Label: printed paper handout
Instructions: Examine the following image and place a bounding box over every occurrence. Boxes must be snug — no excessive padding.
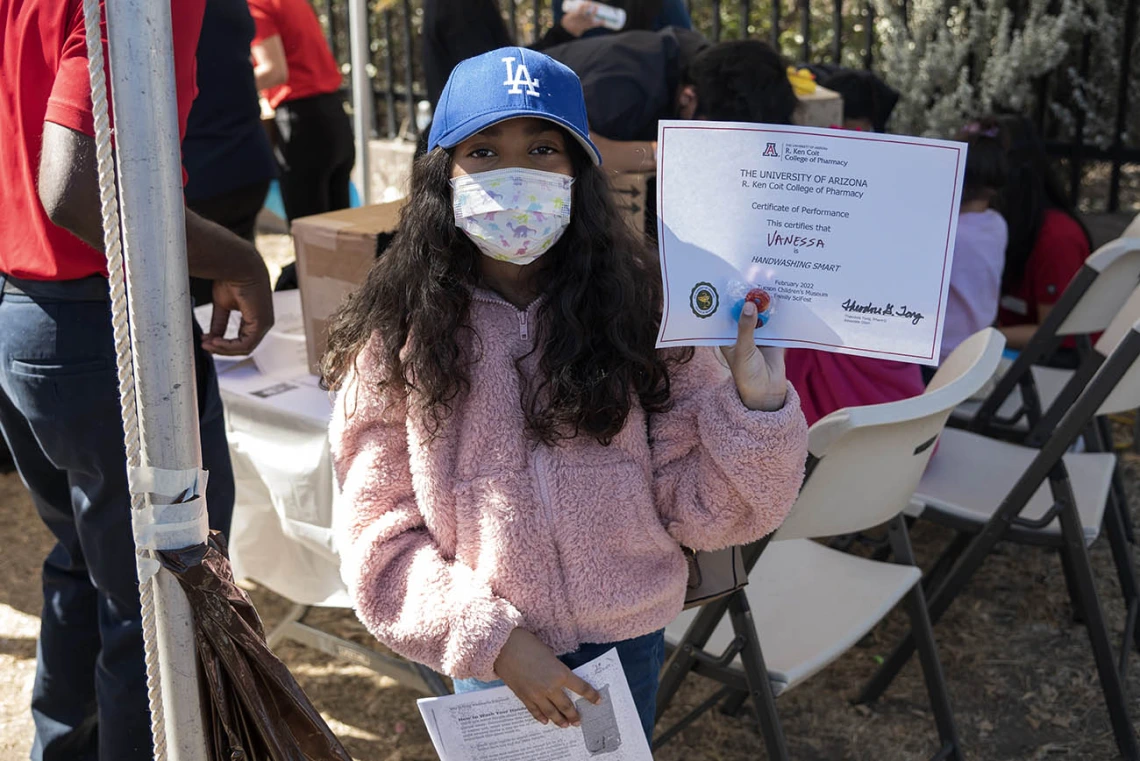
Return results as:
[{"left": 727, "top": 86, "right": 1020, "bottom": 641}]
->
[
  {"left": 655, "top": 121, "right": 968, "bottom": 365},
  {"left": 417, "top": 649, "right": 652, "bottom": 761},
  {"left": 193, "top": 291, "right": 332, "bottom": 423}
]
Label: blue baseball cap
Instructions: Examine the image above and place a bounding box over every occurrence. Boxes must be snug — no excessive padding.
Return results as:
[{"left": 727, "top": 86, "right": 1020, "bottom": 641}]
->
[{"left": 428, "top": 47, "right": 602, "bottom": 166}]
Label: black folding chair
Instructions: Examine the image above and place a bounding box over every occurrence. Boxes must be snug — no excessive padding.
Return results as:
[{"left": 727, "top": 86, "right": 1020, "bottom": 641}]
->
[
  {"left": 861, "top": 295, "right": 1140, "bottom": 760},
  {"left": 654, "top": 330, "right": 1005, "bottom": 761},
  {"left": 952, "top": 236, "right": 1140, "bottom": 444}
]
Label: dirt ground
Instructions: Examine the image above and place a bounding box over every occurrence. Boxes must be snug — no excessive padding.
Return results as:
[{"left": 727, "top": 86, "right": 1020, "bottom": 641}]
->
[
  {"left": 5, "top": 430, "right": 1140, "bottom": 761},
  {"left": 3, "top": 230, "right": 1140, "bottom": 760}
]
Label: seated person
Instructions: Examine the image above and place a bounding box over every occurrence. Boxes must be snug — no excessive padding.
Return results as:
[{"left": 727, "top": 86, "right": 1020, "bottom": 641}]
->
[
  {"left": 807, "top": 64, "right": 899, "bottom": 132},
  {"left": 556, "top": 34, "right": 928, "bottom": 425},
  {"left": 994, "top": 114, "right": 1093, "bottom": 366},
  {"left": 422, "top": 0, "right": 605, "bottom": 107},
  {"left": 552, "top": 0, "right": 693, "bottom": 36},
  {"left": 423, "top": 1, "right": 685, "bottom": 110},
  {"left": 939, "top": 120, "right": 1009, "bottom": 365},
  {"left": 545, "top": 31, "right": 795, "bottom": 171},
  {"left": 785, "top": 351, "right": 928, "bottom": 426}
]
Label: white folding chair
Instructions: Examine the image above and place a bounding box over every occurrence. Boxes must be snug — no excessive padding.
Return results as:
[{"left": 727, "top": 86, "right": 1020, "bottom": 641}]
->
[
  {"left": 954, "top": 236, "right": 1140, "bottom": 438},
  {"left": 864, "top": 289, "right": 1140, "bottom": 760},
  {"left": 655, "top": 329, "right": 1005, "bottom": 761},
  {"left": 1125, "top": 211, "right": 1140, "bottom": 239}
]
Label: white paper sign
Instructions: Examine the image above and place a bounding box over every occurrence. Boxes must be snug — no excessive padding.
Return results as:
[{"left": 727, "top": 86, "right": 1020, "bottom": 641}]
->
[
  {"left": 417, "top": 649, "right": 652, "bottom": 761},
  {"left": 655, "top": 121, "right": 967, "bottom": 365}
]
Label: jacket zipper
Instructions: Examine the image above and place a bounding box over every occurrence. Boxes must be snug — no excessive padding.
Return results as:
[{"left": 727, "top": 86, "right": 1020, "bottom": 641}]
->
[
  {"left": 532, "top": 447, "right": 577, "bottom": 640},
  {"left": 517, "top": 310, "right": 528, "bottom": 340}
]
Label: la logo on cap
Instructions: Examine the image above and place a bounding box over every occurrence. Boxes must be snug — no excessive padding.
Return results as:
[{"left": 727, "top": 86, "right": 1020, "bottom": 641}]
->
[{"left": 502, "top": 56, "right": 540, "bottom": 96}]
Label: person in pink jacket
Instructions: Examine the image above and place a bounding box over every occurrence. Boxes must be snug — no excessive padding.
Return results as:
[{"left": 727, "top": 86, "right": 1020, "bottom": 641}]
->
[{"left": 323, "top": 47, "right": 808, "bottom": 742}]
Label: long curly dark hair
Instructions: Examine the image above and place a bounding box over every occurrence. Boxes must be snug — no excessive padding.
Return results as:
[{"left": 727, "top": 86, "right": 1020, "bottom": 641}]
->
[
  {"left": 322, "top": 135, "right": 688, "bottom": 445},
  {"left": 989, "top": 113, "right": 1092, "bottom": 293}
]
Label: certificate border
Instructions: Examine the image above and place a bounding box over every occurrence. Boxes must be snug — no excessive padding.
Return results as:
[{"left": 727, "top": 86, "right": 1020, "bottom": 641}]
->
[{"left": 656, "top": 124, "right": 964, "bottom": 362}]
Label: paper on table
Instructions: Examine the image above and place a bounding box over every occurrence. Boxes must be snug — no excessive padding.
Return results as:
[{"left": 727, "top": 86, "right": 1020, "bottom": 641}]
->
[
  {"left": 195, "top": 291, "right": 333, "bottom": 423},
  {"left": 417, "top": 649, "right": 652, "bottom": 761},
  {"left": 655, "top": 121, "right": 967, "bottom": 365},
  {"left": 193, "top": 289, "right": 306, "bottom": 371}
]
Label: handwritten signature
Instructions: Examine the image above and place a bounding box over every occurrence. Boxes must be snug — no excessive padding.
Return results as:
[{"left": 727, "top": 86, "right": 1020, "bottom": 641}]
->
[{"left": 841, "top": 298, "right": 925, "bottom": 325}]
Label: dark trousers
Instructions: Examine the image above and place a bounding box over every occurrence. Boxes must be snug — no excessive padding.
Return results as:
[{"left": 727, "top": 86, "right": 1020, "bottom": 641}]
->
[
  {"left": 186, "top": 179, "right": 271, "bottom": 306},
  {"left": 274, "top": 92, "right": 355, "bottom": 291},
  {"left": 0, "top": 274, "right": 234, "bottom": 761}
]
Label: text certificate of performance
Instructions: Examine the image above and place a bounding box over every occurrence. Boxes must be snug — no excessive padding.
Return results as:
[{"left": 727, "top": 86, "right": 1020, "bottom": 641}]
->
[{"left": 655, "top": 121, "right": 967, "bottom": 365}]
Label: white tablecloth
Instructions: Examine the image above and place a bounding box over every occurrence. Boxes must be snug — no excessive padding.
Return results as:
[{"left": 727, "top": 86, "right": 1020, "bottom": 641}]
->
[{"left": 197, "top": 290, "right": 349, "bottom": 607}]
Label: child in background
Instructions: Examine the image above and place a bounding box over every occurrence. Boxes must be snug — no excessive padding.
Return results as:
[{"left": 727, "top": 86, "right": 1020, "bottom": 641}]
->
[
  {"left": 324, "top": 48, "right": 807, "bottom": 741},
  {"left": 939, "top": 120, "right": 1009, "bottom": 365},
  {"left": 994, "top": 114, "right": 1093, "bottom": 365},
  {"left": 807, "top": 64, "right": 900, "bottom": 133},
  {"left": 783, "top": 73, "right": 923, "bottom": 424}
]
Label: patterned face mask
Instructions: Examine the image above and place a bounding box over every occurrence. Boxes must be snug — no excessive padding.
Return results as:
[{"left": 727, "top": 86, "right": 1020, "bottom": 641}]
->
[{"left": 450, "top": 167, "right": 574, "bottom": 265}]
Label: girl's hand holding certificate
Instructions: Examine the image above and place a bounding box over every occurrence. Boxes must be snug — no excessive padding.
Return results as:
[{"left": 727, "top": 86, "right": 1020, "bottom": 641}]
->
[{"left": 722, "top": 300, "right": 788, "bottom": 412}]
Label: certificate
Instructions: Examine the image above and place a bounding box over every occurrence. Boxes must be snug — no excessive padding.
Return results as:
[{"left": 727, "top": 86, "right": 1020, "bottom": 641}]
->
[{"left": 654, "top": 122, "right": 967, "bottom": 365}]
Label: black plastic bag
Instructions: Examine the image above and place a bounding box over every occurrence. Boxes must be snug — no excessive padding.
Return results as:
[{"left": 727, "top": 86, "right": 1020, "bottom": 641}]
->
[{"left": 159, "top": 532, "right": 352, "bottom": 761}]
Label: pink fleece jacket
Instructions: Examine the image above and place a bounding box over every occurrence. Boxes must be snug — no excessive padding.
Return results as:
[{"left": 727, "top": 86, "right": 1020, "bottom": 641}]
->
[{"left": 331, "top": 288, "right": 808, "bottom": 681}]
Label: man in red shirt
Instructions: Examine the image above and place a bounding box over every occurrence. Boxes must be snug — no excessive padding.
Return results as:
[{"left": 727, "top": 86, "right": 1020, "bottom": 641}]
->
[
  {"left": 248, "top": 0, "right": 354, "bottom": 289},
  {"left": 0, "top": 1, "right": 273, "bottom": 758}
]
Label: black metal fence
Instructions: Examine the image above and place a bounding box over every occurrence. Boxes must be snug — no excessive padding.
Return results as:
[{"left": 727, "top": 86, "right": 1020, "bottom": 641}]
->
[{"left": 320, "top": 0, "right": 1139, "bottom": 211}]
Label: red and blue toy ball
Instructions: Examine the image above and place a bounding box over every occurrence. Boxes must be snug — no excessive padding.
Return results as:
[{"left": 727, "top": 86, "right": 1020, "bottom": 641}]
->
[{"left": 731, "top": 287, "right": 773, "bottom": 326}]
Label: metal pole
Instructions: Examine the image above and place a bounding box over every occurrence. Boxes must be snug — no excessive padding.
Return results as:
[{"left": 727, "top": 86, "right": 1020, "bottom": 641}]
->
[
  {"left": 832, "top": 0, "right": 842, "bottom": 63},
  {"left": 800, "top": 0, "right": 811, "bottom": 61},
  {"left": 324, "top": 0, "right": 339, "bottom": 62},
  {"left": 349, "top": 0, "right": 373, "bottom": 205},
  {"left": 384, "top": 10, "right": 398, "bottom": 138},
  {"left": 770, "top": 0, "right": 780, "bottom": 50},
  {"left": 402, "top": 0, "right": 417, "bottom": 138},
  {"left": 1109, "top": 0, "right": 1139, "bottom": 212},
  {"left": 862, "top": 0, "right": 873, "bottom": 69},
  {"left": 103, "top": 0, "right": 207, "bottom": 758}
]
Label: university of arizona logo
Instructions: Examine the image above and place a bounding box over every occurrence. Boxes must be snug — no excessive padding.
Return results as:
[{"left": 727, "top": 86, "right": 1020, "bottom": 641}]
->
[
  {"left": 502, "top": 57, "right": 540, "bottom": 96},
  {"left": 689, "top": 282, "right": 719, "bottom": 319},
  {"left": 762, "top": 142, "right": 779, "bottom": 158}
]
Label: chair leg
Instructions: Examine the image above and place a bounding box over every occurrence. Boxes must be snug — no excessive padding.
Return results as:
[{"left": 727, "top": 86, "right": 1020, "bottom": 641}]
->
[
  {"left": 1095, "top": 416, "right": 1135, "bottom": 544},
  {"left": 888, "top": 518, "right": 964, "bottom": 761},
  {"left": 1059, "top": 547, "right": 1087, "bottom": 625},
  {"left": 922, "top": 531, "right": 973, "bottom": 597},
  {"left": 655, "top": 595, "right": 733, "bottom": 724},
  {"left": 265, "top": 602, "right": 308, "bottom": 648},
  {"left": 1059, "top": 503, "right": 1140, "bottom": 760},
  {"left": 727, "top": 591, "right": 790, "bottom": 761},
  {"left": 418, "top": 665, "right": 451, "bottom": 697},
  {"left": 718, "top": 689, "right": 749, "bottom": 717},
  {"left": 858, "top": 516, "right": 1007, "bottom": 704},
  {"left": 1103, "top": 494, "right": 1140, "bottom": 664}
]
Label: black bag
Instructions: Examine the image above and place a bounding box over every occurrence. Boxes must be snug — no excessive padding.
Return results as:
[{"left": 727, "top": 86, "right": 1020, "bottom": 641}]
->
[{"left": 683, "top": 546, "right": 748, "bottom": 609}]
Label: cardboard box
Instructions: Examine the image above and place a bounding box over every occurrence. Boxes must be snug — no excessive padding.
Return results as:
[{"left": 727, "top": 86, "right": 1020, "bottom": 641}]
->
[
  {"left": 292, "top": 201, "right": 404, "bottom": 373},
  {"left": 793, "top": 85, "right": 844, "bottom": 128}
]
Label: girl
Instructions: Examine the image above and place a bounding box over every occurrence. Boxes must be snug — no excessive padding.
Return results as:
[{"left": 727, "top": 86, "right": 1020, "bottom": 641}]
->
[
  {"left": 993, "top": 114, "right": 1093, "bottom": 365},
  {"left": 939, "top": 120, "right": 1009, "bottom": 364},
  {"left": 324, "top": 48, "right": 807, "bottom": 741}
]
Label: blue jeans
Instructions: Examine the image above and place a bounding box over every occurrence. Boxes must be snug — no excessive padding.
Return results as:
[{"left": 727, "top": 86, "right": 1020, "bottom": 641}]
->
[
  {"left": 0, "top": 274, "right": 234, "bottom": 761},
  {"left": 453, "top": 629, "right": 666, "bottom": 743}
]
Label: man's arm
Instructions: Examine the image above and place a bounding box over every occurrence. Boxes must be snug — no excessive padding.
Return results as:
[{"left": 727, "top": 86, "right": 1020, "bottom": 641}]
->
[
  {"left": 588, "top": 133, "right": 657, "bottom": 174},
  {"left": 38, "top": 121, "right": 274, "bottom": 355},
  {"left": 251, "top": 35, "right": 289, "bottom": 91}
]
